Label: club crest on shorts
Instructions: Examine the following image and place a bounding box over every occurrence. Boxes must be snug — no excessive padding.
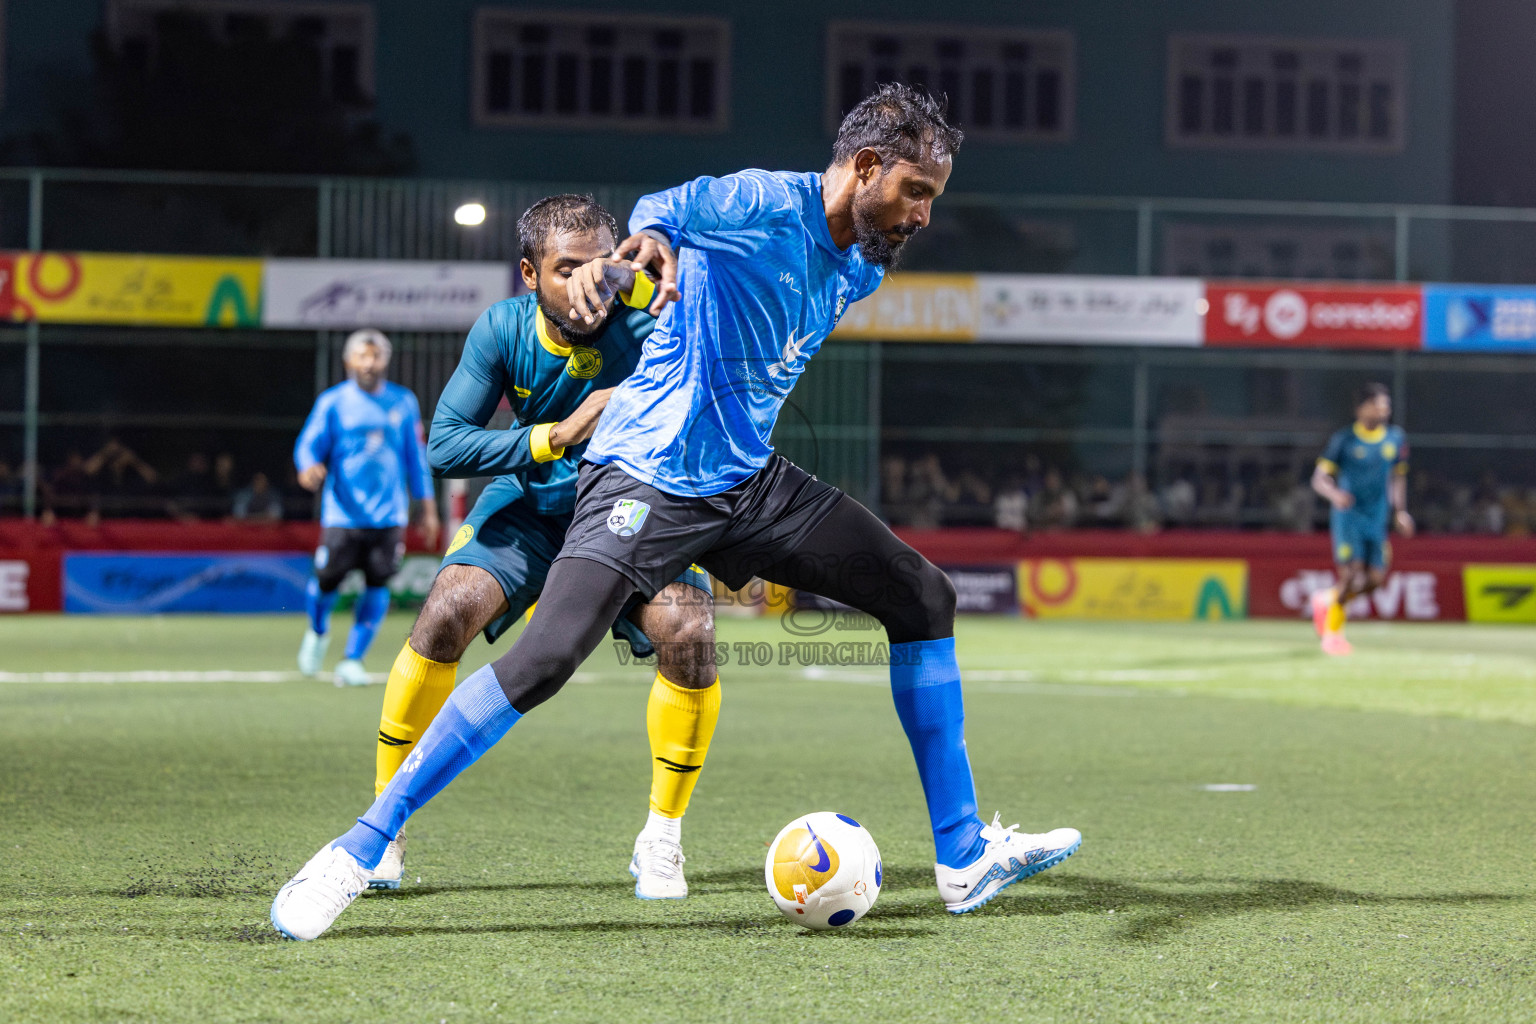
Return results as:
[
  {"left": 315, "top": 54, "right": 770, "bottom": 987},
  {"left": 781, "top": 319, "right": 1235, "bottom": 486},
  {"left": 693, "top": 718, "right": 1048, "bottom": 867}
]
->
[{"left": 607, "top": 499, "right": 650, "bottom": 538}]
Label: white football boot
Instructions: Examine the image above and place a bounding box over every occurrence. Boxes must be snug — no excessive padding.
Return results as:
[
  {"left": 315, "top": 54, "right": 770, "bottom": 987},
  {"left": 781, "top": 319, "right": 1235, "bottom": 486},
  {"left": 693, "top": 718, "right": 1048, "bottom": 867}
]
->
[
  {"left": 297, "top": 629, "right": 330, "bottom": 677},
  {"left": 629, "top": 835, "right": 688, "bottom": 900},
  {"left": 366, "top": 831, "right": 406, "bottom": 891},
  {"left": 936, "top": 813, "right": 1082, "bottom": 915},
  {"left": 333, "top": 658, "right": 371, "bottom": 687},
  {"left": 270, "top": 844, "right": 371, "bottom": 940}
]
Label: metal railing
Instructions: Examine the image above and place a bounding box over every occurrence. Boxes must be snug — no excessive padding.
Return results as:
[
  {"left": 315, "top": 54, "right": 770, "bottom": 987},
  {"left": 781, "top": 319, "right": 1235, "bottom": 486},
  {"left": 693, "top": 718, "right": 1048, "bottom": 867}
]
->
[{"left": 8, "top": 166, "right": 1536, "bottom": 523}]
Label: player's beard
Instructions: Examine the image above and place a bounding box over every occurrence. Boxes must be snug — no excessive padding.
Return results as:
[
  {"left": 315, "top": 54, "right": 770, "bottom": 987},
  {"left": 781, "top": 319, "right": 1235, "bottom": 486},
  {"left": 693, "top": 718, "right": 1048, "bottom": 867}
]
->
[
  {"left": 536, "top": 291, "right": 614, "bottom": 346},
  {"left": 851, "top": 190, "right": 920, "bottom": 268}
]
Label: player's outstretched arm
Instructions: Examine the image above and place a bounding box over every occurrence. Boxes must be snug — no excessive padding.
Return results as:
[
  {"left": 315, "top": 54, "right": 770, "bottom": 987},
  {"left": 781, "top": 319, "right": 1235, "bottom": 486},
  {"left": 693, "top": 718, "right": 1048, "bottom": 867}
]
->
[
  {"left": 1311, "top": 463, "right": 1353, "bottom": 510},
  {"left": 1391, "top": 474, "right": 1414, "bottom": 537},
  {"left": 293, "top": 394, "right": 333, "bottom": 492}
]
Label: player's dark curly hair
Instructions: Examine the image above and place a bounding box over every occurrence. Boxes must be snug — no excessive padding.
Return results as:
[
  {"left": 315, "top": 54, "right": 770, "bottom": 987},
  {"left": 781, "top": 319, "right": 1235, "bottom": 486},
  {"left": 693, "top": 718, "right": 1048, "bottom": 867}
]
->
[
  {"left": 517, "top": 194, "right": 619, "bottom": 267},
  {"left": 1354, "top": 382, "right": 1391, "bottom": 408},
  {"left": 831, "top": 82, "right": 964, "bottom": 169}
]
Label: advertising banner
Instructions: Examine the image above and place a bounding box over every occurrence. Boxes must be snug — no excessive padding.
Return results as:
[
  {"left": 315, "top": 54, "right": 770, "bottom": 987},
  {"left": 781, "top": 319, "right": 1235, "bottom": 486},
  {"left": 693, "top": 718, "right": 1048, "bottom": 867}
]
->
[
  {"left": 0, "top": 551, "right": 62, "bottom": 612},
  {"left": 834, "top": 273, "right": 1204, "bottom": 345},
  {"left": 263, "top": 259, "right": 513, "bottom": 329},
  {"left": 1249, "top": 561, "right": 1464, "bottom": 621},
  {"left": 833, "top": 273, "right": 977, "bottom": 340},
  {"left": 0, "top": 251, "right": 262, "bottom": 327},
  {"left": 975, "top": 274, "right": 1204, "bottom": 345},
  {"left": 1423, "top": 285, "right": 1536, "bottom": 352},
  {"left": 1462, "top": 565, "right": 1536, "bottom": 623},
  {"left": 1018, "top": 558, "right": 1246, "bottom": 620},
  {"left": 63, "top": 553, "right": 312, "bottom": 614},
  {"left": 945, "top": 565, "right": 1020, "bottom": 614},
  {"left": 1205, "top": 283, "right": 1422, "bottom": 349}
]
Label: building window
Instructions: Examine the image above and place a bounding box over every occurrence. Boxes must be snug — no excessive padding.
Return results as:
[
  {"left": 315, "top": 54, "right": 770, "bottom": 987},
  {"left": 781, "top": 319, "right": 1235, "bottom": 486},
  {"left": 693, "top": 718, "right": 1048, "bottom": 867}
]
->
[
  {"left": 1167, "top": 34, "right": 1406, "bottom": 153},
  {"left": 826, "top": 22, "right": 1074, "bottom": 142},
  {"left": 105, "top": 0, "right": 374, "bottom": 105},
  {"left": 473, "top": 10, "right": 729, "bottom": 132}
]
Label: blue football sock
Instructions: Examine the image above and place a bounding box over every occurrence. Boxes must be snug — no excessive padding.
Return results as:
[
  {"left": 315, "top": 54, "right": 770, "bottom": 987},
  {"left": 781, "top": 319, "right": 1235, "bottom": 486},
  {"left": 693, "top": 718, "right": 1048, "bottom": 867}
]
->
[
  {"left": 337, "top": 665, "right": 521, "bottom": 869},
  {"left": 890, "top": 637, "right": 986, "bottom": 869},
  {"left": 345, "top": 586, "right": 391, "bottom": 660},
  {"left": 306, "top": 577, "right": 338, "bottom": 635}
]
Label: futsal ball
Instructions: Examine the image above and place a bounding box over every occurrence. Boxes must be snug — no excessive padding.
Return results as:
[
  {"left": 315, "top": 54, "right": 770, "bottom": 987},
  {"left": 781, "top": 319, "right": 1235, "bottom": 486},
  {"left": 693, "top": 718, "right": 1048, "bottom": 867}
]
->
[{"left": 765, "top": 812, "right": 882, "bottom": 930}]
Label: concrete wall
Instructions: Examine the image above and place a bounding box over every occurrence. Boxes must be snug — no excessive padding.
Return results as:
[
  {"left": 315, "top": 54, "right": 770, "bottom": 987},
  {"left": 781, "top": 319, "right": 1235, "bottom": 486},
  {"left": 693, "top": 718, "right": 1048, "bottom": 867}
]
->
[{"left": 3, "top": 0, "right": 1457, "bottom": 202}]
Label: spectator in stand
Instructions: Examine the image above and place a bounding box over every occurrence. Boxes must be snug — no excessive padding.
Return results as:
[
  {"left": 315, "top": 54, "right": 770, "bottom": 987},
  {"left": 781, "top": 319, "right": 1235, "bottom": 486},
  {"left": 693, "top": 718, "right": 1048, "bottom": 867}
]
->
[
  {"left": 43, "top": 450, "right": 99, "bottom": 525},
  {"left": 83, "top": 438, "right": 161, "bottom": 517},
  {"left": 905, "top": 453, "right": 954, "bottom": 529},
  {"left": 1158, "top": 470, "right": 1197, "bottom": 526},
  {"left": 1031, "top": 467, "right": 1078, "bottom": 530},
  {"left": 1121, "top": 472, "right": 1161, "bottom": 533},
  {"left": 232, "top": 471, "right": 284, "bottom": 522},
  {"left": 1083, "top": 475, "right": 1123, "bottom": 527},
  {"left": 165, "top": 452, "right": 222, "bottom": 521},
  {"left": 214, "top": 452, "right": 237, "bottom": 499},
  {"left": 1474, "top": 472, "right": 1505, "bottom": 535},
  {"left": 993, "top": 475, "right": 1028, "bottom": 533},
  {"left": 951, "top": 469, "right": 993, "bottom": 526},
  {"left": 880, "top": 455, "right": 909, "bottom": 525}
]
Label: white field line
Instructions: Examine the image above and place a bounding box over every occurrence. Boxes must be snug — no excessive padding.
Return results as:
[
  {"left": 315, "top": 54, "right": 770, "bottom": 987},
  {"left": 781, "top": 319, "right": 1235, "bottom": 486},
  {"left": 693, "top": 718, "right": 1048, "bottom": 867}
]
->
[{"left": 0, "top": 670, "right": 312, "bottom": 684}]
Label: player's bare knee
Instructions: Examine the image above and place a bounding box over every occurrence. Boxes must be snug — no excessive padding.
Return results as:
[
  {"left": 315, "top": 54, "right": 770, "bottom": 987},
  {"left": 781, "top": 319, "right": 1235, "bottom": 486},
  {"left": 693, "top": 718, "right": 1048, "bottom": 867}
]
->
[
  {"left": 647, "top": 586, "right": 717, "bottom": 689},
  {"left": 410, "top": 566, "right": 503, "bottom": 663}
]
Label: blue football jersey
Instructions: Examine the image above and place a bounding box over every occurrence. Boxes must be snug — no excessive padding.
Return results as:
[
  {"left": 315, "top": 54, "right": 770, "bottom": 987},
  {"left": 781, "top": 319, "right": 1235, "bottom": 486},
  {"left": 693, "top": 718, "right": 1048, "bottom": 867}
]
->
[
  {"left": 1318, "top": 423, "right": 1409, "bottom": 520},
  {"left": 293, "top": 380, "right": 433, "bottom": 529},
  {"left": 584, "top": 169, "right": 885, "bottom": 496}
]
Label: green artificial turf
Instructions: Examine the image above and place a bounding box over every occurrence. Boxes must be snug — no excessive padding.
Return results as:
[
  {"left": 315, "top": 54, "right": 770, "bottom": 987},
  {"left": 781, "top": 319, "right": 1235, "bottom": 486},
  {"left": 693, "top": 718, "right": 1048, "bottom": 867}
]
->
[{"left": 2, "top": 613, "right": 1534, "bottom": 1023}]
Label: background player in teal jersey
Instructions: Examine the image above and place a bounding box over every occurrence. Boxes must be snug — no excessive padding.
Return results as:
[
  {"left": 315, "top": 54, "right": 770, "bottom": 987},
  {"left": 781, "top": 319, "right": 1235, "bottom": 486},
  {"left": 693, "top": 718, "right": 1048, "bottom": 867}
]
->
[
  {"left": 365, "top": 195, "right": 719, "bottom": 898},
  {"left": 1310, "top": 382, "right": 1414, "bottom": 656},
  {"left": 271, "top": 87, "right": 1081, "bottom": 941},
  {"left": 293, "top": 329, "right": 440, "bottom": 687}
]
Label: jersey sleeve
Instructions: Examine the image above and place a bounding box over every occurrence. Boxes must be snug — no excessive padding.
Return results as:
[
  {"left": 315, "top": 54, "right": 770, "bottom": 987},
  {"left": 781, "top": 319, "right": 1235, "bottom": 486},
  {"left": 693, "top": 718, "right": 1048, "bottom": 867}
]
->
[
  {"left": 400, "top": 392, "right": 434, "bottom": 500},
  {"left": 1316, "top": 430, "right": 1346, "bottom": 475},
  {"left": 629, "top": 170, "right": 796, "bottom": 258},
  {"left": 428, "top": 308, "right": 559, "bottom": 478},
  {"left": 293, "top": 391, "right": 334, "bottom": 472}
]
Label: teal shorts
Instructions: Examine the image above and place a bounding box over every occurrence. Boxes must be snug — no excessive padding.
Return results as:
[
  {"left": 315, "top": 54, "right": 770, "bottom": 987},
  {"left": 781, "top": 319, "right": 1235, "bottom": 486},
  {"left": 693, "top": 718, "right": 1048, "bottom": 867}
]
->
[
  {"left": 1330, "top": 508, "right": 1391, "bottom": 569},
  {"left": 440, "top": 478, "right": 710, "bottom": 656}
]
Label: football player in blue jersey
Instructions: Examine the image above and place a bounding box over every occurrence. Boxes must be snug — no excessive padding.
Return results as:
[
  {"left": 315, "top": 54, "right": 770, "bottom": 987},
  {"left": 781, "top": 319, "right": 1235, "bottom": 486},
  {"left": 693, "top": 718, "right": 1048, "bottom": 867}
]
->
[
  {"left": 294, "top": 329, "right": 440, "bottom": 688},
  {"left": 1309, "top": 383, "right": 1413, "bottom": 655},
  {"left": 272, "top": 85, "right": 1081, "bottom": 940},
  {"left": 364, "top": 195, "right": 719, "bottom": 897}
]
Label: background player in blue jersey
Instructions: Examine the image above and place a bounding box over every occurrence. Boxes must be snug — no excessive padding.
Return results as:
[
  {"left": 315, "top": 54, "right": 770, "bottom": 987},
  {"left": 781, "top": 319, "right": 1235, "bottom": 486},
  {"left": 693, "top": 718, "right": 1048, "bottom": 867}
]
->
[
  {"left": 293, "top": 329, "right": 439, "bottom": 688},
  {"left": 273, "top": 85, "right": 1080, "bottom": 940},
  {"left": 1310, "top": 382, "right": 1413, "bottom": 656},
  {"left": 365, "top": 195, "right": 720, "bottom": 897}
]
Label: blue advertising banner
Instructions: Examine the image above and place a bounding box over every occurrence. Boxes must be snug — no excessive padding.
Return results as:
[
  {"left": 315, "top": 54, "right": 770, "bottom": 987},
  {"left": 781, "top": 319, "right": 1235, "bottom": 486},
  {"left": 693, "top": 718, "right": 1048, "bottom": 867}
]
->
[
  {"left": 64, "top": 553, "right": 313, "bottom": 614},
  {"left": 1423, "top": 285, "right": 1536, "bottom": 352}
]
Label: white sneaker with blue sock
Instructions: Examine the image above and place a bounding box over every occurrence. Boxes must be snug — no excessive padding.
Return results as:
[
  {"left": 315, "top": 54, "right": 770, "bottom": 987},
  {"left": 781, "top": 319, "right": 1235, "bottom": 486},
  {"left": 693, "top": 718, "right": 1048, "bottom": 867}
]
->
[
  {"left": 333, "top": 658, "right": 371, "bottom": 687},
  {"left": 270, "top": 665, "right": 522, "bottom": 938},
  {"left": 936, "top": 812, "right": 1081, "bottom": 914},
  {"left": 297, "top": 629, "right": 329, "bottom": 677},
  {"left": 270, "top": 844, "right": 371, "bottom": 940}
]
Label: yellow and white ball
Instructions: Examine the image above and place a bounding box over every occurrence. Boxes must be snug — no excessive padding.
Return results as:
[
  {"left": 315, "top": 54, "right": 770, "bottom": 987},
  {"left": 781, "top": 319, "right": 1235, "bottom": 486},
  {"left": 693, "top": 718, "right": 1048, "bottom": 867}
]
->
[{"left": 764, "top": 812, "right": 882, "bottom": 930}]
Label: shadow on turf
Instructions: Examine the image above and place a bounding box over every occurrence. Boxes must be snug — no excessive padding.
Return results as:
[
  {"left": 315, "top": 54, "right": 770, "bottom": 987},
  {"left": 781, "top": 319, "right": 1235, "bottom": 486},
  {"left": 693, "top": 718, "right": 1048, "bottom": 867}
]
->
[{"left": 238, "top": 866, "right": 1523, "bottom": 943}]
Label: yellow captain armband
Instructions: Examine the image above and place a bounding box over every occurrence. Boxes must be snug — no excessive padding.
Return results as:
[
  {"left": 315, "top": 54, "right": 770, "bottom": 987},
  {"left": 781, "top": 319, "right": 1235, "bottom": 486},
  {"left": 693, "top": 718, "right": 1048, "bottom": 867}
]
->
[
  {"left": 621, "top": 271, "right": 657, "bottom": 310},
  {"left": 529, "top": 422, "right": 565, "bottom": 463},
  {"left": 1316, "top": 458, "right": 1339, "bottom": 475}
]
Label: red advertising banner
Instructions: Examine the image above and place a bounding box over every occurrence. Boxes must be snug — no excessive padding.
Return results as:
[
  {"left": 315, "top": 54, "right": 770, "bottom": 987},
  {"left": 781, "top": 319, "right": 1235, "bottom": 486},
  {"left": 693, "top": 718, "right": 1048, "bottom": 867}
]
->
[
  {"left": 0, "top": 550, "right": 63, "bottom": 612},
  {"left": 1205, "top": 283, "right": 1423, "bottom": 349},
  {"left": 1247, "top": 559, "right": 1466, "bottom": 621}
]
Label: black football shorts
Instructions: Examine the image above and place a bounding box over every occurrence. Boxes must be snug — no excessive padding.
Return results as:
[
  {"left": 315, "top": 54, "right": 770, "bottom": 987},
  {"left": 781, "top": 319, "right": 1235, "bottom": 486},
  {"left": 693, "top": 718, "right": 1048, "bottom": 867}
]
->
[{"left": 559, "top": 455, "right": 845, "bottom": 597}]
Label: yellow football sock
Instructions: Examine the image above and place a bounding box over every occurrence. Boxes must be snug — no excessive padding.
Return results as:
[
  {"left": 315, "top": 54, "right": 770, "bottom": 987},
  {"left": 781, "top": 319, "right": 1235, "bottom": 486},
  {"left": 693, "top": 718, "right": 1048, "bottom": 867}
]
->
[
  {"left": 1326, "top": 599, "right": 1348, "bottom": 634},
  {"left": 375, "top": 642, "right": 458, "bottom": 795},
  {"left": 647, "top": 673, "right": 721, "bottom": 818}
]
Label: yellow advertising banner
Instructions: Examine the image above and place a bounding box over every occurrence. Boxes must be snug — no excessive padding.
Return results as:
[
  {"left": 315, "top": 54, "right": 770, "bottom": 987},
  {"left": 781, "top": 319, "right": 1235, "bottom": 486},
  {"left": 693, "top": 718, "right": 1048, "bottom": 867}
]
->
[
  {"left": 1463, "top": 564, "right": 1536, "bottom": 623},
  {"left": 1019, "top": 558, "right": 1248, "bottom": 620},
  {"left": 0, "top": 251, "right": 262, "bottom": 327},
  {"left": 832, "top": 273, "right": 977, "bottom": 340}
]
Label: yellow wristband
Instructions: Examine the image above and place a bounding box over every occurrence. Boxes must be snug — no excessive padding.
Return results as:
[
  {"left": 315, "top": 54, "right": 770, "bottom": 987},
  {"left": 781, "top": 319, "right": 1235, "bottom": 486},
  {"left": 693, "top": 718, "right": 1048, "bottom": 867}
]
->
[
  {"left": 622, "top": 272, "right": 657, "bottom": 310},
  {"left": 529, "top": 422, "right": 565, "bottom": 463}
]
